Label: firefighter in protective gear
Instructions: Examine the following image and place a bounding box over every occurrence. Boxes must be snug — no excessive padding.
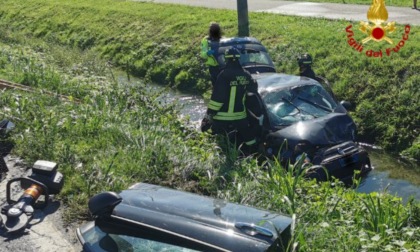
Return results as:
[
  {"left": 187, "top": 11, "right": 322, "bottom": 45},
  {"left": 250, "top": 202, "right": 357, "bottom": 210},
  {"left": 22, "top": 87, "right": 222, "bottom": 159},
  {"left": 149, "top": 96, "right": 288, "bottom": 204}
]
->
[
  {"left": 297, "top": 53, "right": 316, "bottom": 80},
  {"left": 201, "top": 22, "right": 222, "bottom": 87},
  {"left": 203, "top": 47, "right": 258, "bottom": 154}
]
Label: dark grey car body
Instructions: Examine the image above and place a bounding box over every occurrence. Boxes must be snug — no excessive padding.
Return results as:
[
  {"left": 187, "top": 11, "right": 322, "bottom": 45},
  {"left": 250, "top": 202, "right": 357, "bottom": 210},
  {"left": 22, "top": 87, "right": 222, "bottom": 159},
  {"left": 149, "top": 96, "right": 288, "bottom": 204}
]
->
[
  {"left": 255, "top": 73, "right": 355, "bottom": 147},
  {"left": 77, "top": 183, "right": 292, "bottom": 251},
  {"left": 251, "top": 73, "right": 371, "bottom": 180}
]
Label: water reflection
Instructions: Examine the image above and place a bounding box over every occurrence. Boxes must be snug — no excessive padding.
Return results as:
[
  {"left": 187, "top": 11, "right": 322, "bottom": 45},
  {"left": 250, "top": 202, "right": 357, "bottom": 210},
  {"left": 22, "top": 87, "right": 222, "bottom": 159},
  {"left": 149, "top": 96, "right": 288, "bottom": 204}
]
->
[
  {"left": 357, "top": 146, "right": 420, "bottom": 202},
  {"left": 156, "top": 88, "right": 206, "bottom": 128}
]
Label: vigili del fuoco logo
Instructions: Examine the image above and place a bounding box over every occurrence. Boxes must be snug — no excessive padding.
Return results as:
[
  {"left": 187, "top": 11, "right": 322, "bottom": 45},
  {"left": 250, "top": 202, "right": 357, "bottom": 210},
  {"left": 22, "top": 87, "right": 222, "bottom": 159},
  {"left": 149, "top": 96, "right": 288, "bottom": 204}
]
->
[{"left": 345, "top": 0, "right": 411, "bottom": 58}]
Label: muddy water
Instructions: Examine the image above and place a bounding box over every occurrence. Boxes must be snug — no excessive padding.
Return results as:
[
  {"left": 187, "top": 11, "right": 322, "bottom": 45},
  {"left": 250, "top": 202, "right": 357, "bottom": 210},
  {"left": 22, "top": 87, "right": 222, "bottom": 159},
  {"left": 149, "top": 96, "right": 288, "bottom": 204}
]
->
[
  {"left": 124, "top": 77, "right": 420, "bottom": 202},
  {"left": 357, "top": 146, "right": 420, "bottom": 202}
]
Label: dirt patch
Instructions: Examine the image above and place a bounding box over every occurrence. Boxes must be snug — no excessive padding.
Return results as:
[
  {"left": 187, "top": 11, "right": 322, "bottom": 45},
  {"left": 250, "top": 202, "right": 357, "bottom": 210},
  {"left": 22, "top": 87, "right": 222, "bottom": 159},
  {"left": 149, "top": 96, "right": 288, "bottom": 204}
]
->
[{"left": 0, "top": 155, "right": 82, "bottom": 252}]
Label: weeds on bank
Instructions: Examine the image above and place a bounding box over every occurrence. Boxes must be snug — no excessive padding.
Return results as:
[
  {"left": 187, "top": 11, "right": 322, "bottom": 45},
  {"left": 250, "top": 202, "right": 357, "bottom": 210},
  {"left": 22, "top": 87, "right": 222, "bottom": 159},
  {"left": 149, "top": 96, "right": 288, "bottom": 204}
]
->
[
  {"left": 0, "top": 41, "right": 222, "bottom": 221},
  {"left": 217, "top": 154, "right": 420, "bottom": 251}
]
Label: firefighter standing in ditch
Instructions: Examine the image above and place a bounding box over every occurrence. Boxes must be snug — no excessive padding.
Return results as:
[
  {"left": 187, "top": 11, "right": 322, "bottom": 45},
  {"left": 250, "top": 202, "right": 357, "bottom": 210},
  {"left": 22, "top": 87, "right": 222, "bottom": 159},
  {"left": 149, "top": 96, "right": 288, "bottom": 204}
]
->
[
  {"left": 200, "top": 22, "right": 222, "bottom": 87},
  {"left": 201, "top": 47, "right": 258, "bottom": 154}
]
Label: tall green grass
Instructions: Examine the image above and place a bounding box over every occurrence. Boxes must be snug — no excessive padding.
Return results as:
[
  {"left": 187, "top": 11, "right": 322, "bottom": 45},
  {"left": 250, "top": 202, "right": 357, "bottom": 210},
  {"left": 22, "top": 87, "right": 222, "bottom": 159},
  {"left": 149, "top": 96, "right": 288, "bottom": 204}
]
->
[
  {"left": 0, "top": 40, "right": 223, "bottom": 219},
  {"left": 218, "top": 154, "right": 420, "bottom": 251}
]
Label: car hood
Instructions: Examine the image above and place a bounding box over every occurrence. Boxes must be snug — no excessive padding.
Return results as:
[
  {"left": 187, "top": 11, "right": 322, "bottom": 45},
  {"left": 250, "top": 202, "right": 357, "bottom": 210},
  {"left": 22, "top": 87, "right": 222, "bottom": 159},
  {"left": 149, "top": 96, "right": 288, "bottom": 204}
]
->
[{"left": 268, "top": 113, "right": 356, "bottom": 146}]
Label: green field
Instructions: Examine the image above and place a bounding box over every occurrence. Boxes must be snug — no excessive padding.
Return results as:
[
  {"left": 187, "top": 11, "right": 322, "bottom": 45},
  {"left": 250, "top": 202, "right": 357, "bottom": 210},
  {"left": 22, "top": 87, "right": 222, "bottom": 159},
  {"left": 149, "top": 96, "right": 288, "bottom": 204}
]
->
[{"left": 0, "top": 1, "right": 419, "bottom": 250}]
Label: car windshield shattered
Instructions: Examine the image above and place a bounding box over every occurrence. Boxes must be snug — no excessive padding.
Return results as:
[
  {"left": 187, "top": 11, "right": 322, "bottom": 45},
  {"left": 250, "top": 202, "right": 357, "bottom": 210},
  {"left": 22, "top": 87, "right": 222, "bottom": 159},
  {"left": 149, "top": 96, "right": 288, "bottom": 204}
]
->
[
  {"left": 81, "top": 225, "right": 200, "bottom": 252},
  {"left": 263, "top": 84, "right": 338, "bottom": 126}
]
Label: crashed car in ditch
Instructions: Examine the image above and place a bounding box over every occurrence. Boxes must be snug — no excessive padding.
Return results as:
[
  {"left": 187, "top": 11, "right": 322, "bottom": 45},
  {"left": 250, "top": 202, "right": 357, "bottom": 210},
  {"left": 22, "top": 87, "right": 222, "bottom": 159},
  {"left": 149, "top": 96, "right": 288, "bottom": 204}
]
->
[
  {"left": 250, "top": 73, "right": 371, "bottom": 181},
  {"left": 77, "top": 183, "right": 292, "bottom": 251},
  {"left": 207, "top": 37, "right": 371, "bottom": 181}
]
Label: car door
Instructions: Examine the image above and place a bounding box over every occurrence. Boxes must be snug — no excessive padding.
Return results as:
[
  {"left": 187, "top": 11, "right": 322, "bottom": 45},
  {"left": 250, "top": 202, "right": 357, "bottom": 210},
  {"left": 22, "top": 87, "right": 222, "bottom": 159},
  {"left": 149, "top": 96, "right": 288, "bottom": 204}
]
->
[{"left": 246, "top": 91, "right": 270, "bottom": 142}]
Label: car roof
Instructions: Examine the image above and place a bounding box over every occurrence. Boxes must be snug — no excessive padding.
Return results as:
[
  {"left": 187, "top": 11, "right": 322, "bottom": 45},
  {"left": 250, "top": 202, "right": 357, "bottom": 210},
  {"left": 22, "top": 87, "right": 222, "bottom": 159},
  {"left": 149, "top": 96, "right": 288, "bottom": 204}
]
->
[
  {"left": 218, "top": 36, "right": 267, "bottom": 48},
  {"left": 215, "top": 37, "right": 276, "bottom": 74},
  {"left": 254, "top": 73, "right": 321, "bottom": 94},
  {"left": 111, "top": 183, "right": 292, "bottom": 251}
]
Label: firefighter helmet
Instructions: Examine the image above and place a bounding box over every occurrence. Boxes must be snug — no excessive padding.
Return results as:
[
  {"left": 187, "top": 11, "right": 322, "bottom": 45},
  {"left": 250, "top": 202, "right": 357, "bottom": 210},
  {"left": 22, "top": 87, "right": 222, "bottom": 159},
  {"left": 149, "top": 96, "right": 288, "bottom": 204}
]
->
[{"left": 297, "top": 53, "right": 313, "bottom": 67}]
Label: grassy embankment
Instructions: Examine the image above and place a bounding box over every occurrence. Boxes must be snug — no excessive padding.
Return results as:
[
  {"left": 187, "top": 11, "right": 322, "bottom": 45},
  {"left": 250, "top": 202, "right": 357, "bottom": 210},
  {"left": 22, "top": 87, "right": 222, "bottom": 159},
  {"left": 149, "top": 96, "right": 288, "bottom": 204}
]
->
[
  {"left": 0, "top": 1, "right": 419, "bottom": 251},
  {"left": 286, "top": 0, "right": 413, "bottom": 7},
  {"left": 1, "top": 0, "right": 418, "bottom": 159}
]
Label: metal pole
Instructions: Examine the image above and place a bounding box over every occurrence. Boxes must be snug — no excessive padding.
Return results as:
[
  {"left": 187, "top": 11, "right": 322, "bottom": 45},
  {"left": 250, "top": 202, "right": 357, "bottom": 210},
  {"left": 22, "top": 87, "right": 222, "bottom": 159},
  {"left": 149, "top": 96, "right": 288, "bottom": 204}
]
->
[{"left": 237, "top": 0, "right": 249, "bottom": 37}]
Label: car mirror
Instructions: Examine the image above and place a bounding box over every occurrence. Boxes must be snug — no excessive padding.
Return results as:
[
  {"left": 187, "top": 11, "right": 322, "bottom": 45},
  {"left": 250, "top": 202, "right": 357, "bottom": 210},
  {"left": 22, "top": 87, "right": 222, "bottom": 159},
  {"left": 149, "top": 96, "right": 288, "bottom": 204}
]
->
[
  {"left": 340, "top": 101, "right": 354, "bottom": 111},
  {"left": 88, "top": 191, "right": 122, "bottom": 217}
]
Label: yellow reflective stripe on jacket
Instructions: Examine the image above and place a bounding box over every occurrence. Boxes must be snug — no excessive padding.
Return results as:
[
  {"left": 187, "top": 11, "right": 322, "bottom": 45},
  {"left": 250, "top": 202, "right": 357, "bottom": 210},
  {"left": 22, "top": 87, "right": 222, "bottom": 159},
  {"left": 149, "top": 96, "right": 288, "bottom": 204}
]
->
[
  {"left": 228, "top": 86, "right": 236, "bottom": 114},
  {"left": 245, "top": 139, "right": 257, "bottom": 146},
  {"left": 213, "top": 83, "right": 248, "bottom": 121},
  {"left": 208, "top": 100, "right": 223, "bottom": 111},
  {"left": 200, "top": 37, "right": 209, "bottom": 59},
  {"left": 213, "top": 111, "right": 247, "bottom": 121},
  {"left": 200, "top": 37, "right": 218, "bottom": 66}
]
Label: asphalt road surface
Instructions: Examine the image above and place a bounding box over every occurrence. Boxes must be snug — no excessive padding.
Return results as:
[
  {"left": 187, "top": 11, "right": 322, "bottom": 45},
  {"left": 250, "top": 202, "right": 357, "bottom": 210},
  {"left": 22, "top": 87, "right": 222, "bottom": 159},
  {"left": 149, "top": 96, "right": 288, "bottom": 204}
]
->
[{"left": 144, "top": 0, "right": 420, "bottom": 25}]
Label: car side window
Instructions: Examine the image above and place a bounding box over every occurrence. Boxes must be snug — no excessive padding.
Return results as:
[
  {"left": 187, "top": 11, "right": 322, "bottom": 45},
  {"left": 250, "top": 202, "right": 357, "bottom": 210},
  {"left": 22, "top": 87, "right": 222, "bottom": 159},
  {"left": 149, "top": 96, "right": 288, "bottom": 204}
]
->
[
  {"left": 80, "top": 218, "right": 230, "bottom": 252},
  {"left": 216, "top": 47, "right": 273, "bottom": 68}
]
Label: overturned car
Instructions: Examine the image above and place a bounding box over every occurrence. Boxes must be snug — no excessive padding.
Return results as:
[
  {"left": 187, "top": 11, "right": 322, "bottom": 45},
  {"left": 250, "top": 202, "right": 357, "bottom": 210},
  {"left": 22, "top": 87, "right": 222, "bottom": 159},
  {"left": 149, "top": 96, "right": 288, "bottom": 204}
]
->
[{"left": 206, "top": 37, "right": 371, "bottom": 181}]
